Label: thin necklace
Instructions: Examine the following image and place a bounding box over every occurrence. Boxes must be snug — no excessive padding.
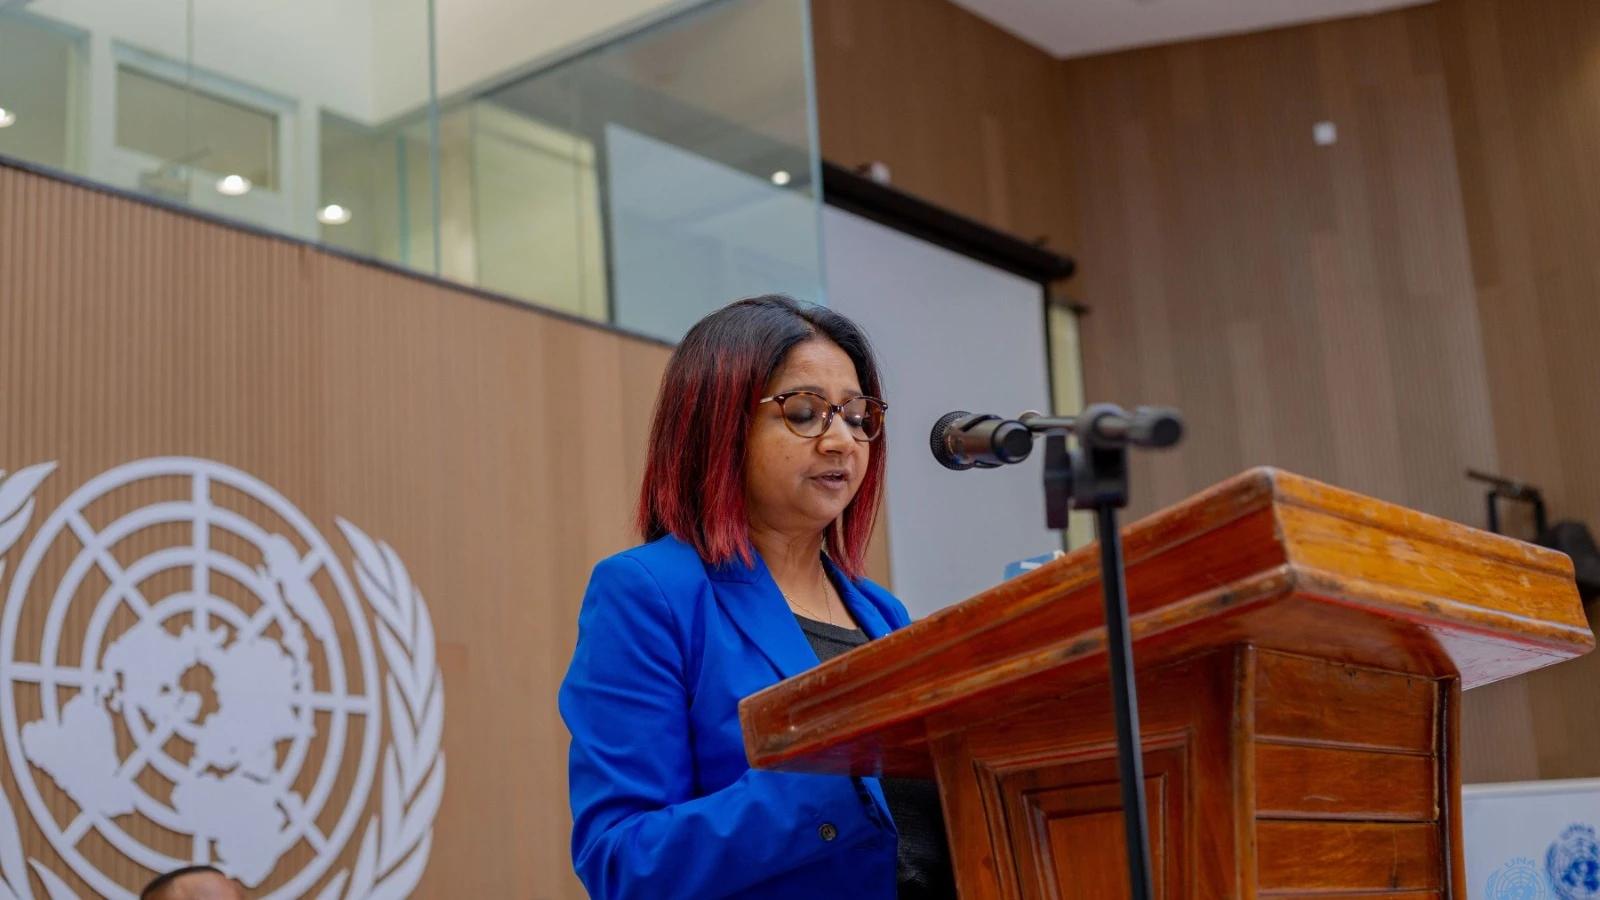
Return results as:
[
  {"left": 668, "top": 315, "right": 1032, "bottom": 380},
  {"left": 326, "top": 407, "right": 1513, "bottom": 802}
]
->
[{"left": 781, "top": 588, "right": 834, "bottom": 626}]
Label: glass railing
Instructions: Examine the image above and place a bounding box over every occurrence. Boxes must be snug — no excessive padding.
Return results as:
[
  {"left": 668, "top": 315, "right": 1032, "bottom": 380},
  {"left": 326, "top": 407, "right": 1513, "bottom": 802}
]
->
[
  {"left": 0, "top": 0, "right": 437, "bottom": 247},
  {"left": 478, "top": 0, "right": 825, "bottom": 340},
  {"left": 0, "top": 0, "right": 824, "bottom": 343}
]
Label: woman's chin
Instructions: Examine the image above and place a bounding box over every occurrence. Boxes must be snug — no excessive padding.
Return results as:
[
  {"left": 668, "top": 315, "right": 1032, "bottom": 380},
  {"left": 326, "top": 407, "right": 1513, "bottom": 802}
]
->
[{"left": 797, "top": 496, "right": 855, "bottom": 530}]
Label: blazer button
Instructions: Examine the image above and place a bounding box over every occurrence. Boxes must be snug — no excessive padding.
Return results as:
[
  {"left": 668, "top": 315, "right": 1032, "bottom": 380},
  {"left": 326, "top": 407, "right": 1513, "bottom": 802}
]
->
[{"left": 819, "top": 823, "right": 838, "bottom": 842}]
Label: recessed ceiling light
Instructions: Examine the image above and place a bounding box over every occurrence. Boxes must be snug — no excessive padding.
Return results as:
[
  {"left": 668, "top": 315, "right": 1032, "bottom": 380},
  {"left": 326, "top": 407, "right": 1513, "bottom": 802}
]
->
[
  {"left": 317, "top": 203, "right": 353, "bottom": 225},
  {"left": 216, "top": 174, "right": 252, "bottom": 196},
  {"left": 770, "top": 170, "right": 792, "bottom": 186},
  {"left": 0, "top": 108, "right": 16, "bottom": 129}
]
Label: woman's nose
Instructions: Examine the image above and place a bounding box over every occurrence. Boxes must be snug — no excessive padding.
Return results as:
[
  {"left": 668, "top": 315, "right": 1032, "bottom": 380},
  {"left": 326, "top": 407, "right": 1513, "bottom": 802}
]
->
[{"left": 817, "top": 411, "right": 854, "bottom": 450}]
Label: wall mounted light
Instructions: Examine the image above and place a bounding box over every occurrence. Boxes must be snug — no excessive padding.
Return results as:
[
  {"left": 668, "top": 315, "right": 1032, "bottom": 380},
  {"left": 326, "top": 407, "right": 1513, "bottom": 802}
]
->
[{"left": 216, "top": 174, "right": 252, "bottom": 196}]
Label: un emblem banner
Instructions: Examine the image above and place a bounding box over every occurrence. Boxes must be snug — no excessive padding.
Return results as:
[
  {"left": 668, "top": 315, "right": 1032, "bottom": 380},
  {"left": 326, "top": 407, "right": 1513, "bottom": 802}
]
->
[
  {"left": 1548, "top": 825, "right": 1600, "bottom": 900},
  {"left": 0, "top": 459, "right": 445, "bottom": 899},
  {"left": 1468, "top": 781, "right": 1600, "bottom": 900}
]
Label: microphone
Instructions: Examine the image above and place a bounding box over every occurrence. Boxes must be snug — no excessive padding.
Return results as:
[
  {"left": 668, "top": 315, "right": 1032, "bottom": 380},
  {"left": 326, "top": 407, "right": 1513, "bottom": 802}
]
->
[
  {"left": 930, "top": 405, "right": 1184, "bottom": 472},
  {"left": 925, "top": 397, "right": 1183, "bottom": 900},
  {"left": 1024, "top": 406, "right": 1184, "bottom": 450},
  {"left": 929, "top": 411, "right": 1034, "bottom": 470}
]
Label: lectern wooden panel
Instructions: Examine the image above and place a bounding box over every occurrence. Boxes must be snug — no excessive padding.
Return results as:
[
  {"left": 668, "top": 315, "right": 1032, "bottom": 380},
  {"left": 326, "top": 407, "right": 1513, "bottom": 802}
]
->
[{"left": 741, "top": 468, "right": 1593, "bottom": 898}]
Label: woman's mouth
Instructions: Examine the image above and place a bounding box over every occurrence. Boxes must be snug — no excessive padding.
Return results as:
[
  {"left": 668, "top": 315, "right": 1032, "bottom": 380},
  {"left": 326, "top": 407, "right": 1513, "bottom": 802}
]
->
[{"left": 810, "top": 471, "right": 850, "bottom": 490}]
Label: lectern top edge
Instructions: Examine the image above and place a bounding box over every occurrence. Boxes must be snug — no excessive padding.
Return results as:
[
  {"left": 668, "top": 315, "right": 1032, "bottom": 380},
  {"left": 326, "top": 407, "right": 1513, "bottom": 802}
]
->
[{"left": 740, "top": 467, "right": 1591, "bottom": 774}]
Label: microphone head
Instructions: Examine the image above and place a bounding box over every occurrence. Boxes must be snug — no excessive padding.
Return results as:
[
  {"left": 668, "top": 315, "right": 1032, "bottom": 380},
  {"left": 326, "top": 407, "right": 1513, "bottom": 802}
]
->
[
  {"left": 1132, "top": 406, "right": 1184, "bottom": 448},
  {"left": 929, "top": 411, "right": 977, "bottom": 470},
  {"left": 995, "top": 421, "right": 1034, "bottom": 462}
]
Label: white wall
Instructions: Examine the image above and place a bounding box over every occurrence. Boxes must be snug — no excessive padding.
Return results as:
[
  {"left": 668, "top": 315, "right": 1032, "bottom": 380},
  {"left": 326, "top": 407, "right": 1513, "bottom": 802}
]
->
[
  {"left": 373, "top": 0, "right": 708, "bottom": 121},
  {"left": 823, "top": 206, "right": 1062, "bottom": 618},
  {"left": 425, "top": 0, "right": 695, "bottom": 114},
  {"left": 371, "top": 0, "right": 432, "bottom": 123}
]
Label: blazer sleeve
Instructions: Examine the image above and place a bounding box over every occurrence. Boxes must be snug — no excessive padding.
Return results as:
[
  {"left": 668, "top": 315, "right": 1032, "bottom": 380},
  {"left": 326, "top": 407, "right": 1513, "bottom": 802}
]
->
[{"left": 560, "top": 555, "right": 883, "bottom": 899}]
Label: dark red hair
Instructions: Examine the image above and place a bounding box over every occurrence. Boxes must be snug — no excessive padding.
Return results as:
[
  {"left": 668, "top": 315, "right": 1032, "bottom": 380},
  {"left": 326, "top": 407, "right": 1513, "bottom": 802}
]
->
[{"left": 636, "top": 295, "right": 887, "bottom": 580}]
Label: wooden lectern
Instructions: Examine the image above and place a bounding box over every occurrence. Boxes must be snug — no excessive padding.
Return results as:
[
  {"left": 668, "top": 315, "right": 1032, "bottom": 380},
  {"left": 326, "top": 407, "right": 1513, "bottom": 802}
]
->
[{"left": 741, "top": 468, "right": 1594, "bottom": 898}]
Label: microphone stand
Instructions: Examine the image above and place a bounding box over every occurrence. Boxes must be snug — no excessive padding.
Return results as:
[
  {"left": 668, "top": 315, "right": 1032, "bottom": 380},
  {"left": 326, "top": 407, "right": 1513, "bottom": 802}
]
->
[{"left": 1026, "top": 403, "right": 1181, "bottom": 900}]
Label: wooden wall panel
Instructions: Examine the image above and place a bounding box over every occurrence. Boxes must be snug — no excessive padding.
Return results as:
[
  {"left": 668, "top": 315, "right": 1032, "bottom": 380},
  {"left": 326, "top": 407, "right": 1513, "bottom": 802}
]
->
[
  {"left": 1437, "top": 0, "right": 1600, "bottom": 783},
  {"left": 1064, "top": 6, "right": 1497, "bottom": 529},
  {"left": 811, "top": 0, "right": 1079, "bottom": 258},
  {"left": 0, "top": 163, "right": 672, "bottom": 898},
  {"left": 1438, "top": 0, "right": 1600, "bottom": 532},
  {"left": 810, "top": 0, "right": 1600, "bottom": 784},
  {"left": 1060, "top": 1, "right": 1600, "bottom": 783}
]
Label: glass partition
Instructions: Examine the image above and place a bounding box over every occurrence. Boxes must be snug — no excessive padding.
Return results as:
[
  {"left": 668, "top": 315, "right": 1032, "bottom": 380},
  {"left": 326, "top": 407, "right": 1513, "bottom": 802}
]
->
[
  {"left": 318, "top": 111, "right": 441, "bottom": 274},
  {"left": 1, "top": 0, "right": 439, "bottom": 263},
  {"left": 1, "top": 0, "right": 824, "bottom": 340},
  {"left": 466, "top": 0, "right": 825, "bottom": 341},
  {"left": 0, "top": 13, "right": 87, "bottom": 174},
  {"left": 467, "top": 98, "right": 609, "bottom": 321}
]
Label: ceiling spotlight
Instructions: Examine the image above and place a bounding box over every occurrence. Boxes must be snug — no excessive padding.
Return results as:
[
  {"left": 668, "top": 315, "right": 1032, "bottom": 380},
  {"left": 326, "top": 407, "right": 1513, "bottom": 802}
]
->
[
  {"left": 317, "top": 203, "right": 353, "bottom": 225},
  {"left": 216, "top": 174, "right": 252, "bottom": 196},
  {"left": 0, "top": 108, "right": 16, "bottom": 129},
  {"left": 770, "top": 170, "right": 792, "bottom": 186}
]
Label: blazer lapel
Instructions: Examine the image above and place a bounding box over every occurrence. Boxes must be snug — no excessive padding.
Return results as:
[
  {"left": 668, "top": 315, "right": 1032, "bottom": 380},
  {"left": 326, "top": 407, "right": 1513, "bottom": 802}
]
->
[
  {"left": 710, "top": 549, "right": 899, "bottom": 832},
  {"left": 707, "top": 551, "right": 819, "bottom": 682},
  {"left": 827, "top": 559, "right": 893, "bottom": 640},
  {"left": 821, "top": 558, "right": 897, "bottom": 828}
]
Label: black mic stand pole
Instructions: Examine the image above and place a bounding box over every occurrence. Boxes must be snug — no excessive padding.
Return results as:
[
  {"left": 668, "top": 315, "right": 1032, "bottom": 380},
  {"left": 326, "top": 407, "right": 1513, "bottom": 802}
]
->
[{"left": 1030, "top": 403, "right": 1180, "bottom": 900}]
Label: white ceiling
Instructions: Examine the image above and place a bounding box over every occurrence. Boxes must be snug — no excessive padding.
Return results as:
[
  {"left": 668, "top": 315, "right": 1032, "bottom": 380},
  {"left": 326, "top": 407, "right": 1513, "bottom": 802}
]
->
[{"left": 948, "top": 0, "right": 1434, "bottom": 59}]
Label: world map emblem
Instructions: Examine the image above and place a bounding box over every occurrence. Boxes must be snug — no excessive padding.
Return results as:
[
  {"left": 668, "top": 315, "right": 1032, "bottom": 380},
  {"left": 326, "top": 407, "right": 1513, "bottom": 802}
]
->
[
  {"left": 1549, "top": 824, "right": 1600, "bottom": 900},
  {"left": 1489, "top": 856, "right": 1552, "bottom": 900},
  {"left": 0, "top": 459, "right": 445, "bottom": 899}
]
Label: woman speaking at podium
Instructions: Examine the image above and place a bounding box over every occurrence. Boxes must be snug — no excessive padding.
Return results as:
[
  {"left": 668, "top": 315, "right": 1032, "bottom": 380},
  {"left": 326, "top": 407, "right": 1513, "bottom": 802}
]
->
[{"left": 560, "top": 295, "right": 955, "bottom": 899}]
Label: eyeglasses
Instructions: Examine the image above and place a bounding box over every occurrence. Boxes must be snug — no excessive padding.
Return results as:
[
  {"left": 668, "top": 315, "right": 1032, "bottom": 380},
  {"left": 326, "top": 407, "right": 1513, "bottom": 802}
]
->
[{"left": 758, "top": 391, "right": 887, "bottom": 442}]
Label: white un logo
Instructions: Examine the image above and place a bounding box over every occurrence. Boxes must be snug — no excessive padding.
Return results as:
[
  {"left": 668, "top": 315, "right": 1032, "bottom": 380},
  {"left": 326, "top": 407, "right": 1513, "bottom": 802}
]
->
[{"left": 0, "top": 458, "right": 444, "bottom": 900}]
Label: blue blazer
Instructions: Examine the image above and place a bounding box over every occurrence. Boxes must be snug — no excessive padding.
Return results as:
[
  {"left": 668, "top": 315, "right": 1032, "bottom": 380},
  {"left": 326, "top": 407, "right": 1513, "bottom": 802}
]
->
[{"left": 560, "top": 534, "right": 913, "bottom": 899}]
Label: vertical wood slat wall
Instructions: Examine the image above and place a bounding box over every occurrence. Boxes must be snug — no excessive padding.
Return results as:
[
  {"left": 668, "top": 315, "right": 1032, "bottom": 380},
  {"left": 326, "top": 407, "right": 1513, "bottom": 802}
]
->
[
  {"left": 810, "top": 0, "right": 1079, "bottom": 260},
  {"left": 1063, "top": 5, "right": 1495, "bottom": 530},
  {"left": 1435, "top": 0, "right": 1600, "bottom": 784},
  {"left": 0, "top": 163, "right": 671, "bottom": 898},
  {"left": 4, "top": 0, "right": 1600, "bottom": 892},
  {"left": 812, "top": 0, "right": 1600, "bottom": 784}
]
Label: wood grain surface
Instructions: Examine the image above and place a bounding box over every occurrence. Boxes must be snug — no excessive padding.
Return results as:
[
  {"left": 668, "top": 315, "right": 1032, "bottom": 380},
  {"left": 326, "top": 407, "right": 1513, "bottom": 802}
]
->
[
  {"left": 812, "top": 0, "right": 1600, "bottom": 784},
  {"left": 0, "top": 162, "right": 672, "bottom": 898},
  {"left": 743, "top": 470, "right": 1587, "bottom": 897},
  {"left": 742, "top": 467, "right": 1589, "bottom": 775}
]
